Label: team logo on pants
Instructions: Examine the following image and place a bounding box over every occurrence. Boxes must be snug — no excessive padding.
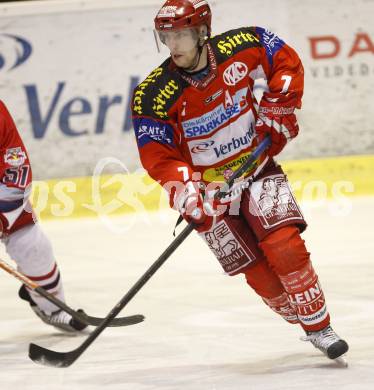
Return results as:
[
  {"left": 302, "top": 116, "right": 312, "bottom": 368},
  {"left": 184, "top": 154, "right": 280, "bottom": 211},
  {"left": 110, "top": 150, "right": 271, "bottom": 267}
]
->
[
  {"left": 249, "top": 175, "right": 304, "bottom": 229},
  {"left": 203, "top": 221, "right": 256, "bottom": 275}
]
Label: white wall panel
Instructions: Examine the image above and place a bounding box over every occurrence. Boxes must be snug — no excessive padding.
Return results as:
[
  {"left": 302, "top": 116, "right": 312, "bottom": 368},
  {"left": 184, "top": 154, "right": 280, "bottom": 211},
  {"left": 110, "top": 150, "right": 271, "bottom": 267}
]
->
[{"left": 0, "top": 0, "right": 373, "bottom": 178}]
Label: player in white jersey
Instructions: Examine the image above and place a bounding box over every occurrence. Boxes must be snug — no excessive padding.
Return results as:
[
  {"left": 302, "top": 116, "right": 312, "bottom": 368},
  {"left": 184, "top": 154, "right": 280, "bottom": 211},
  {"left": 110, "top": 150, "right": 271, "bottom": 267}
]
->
[{"left": 0, "top": 100, "right": 86, "bottom": 332}]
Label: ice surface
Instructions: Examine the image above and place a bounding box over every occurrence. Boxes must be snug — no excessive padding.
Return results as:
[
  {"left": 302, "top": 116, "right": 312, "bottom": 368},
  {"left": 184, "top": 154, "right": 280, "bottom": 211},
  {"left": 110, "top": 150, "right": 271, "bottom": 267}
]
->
[{"left": 0, "top": 197, "right": 373, "bottom": 389}]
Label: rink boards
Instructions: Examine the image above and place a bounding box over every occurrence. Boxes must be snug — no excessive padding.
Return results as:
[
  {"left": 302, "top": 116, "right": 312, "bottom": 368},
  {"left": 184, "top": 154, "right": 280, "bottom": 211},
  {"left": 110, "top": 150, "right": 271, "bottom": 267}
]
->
[{"left": 31, "top": 154, "right": 374, "bottom": 220}]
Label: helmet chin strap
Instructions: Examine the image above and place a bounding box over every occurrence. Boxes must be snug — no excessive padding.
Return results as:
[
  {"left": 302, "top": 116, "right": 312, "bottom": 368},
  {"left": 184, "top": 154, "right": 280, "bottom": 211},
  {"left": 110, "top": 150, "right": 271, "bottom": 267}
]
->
[{"left": 183, "top": 43, "right": 204, "bottom": 72}]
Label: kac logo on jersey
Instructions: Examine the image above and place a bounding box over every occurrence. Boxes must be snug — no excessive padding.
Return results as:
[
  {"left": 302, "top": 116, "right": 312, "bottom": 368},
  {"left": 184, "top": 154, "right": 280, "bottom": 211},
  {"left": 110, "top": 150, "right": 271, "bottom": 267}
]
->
[
  {"left": 0, "top": 34, "right": 32, "bottom": 72},
  {"left": 4, "top": 147, "right": 27, "bottom": 167},
  {"left": 223, "top": 62, "right": 248, "bottom": 86}
]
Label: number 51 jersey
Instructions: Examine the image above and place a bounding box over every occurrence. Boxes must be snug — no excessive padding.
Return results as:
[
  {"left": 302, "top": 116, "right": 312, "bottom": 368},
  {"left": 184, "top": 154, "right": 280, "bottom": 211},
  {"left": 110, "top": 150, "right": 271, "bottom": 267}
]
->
[
  {"left": 132, "top": 26, "right": 304, "bottom": 202},
  {"left": 0, "top": 100, "right": 34, "bottom": 234}
]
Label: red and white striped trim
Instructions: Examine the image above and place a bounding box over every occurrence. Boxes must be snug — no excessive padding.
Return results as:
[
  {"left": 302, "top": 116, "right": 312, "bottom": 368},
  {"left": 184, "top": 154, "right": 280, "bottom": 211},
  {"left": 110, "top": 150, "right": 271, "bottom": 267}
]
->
[
  {"left": 24, "top": 263, "right": 61, "bottom": 292},
  {"left": 25, "top": 263, "right": 57, "bottom": 282},
  {"left": 191, "top": 0, "right": 208, "bottom": 10}
]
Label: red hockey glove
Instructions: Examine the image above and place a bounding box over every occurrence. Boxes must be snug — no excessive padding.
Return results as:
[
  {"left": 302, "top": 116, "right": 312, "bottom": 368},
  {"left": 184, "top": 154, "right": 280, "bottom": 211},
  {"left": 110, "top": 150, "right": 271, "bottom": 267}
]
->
[
  {"left": 255, "top": 92, "right": 299, "bottom": 157},
  {"left": 175, "top": 181, "right": 226, "bottom": 233}
]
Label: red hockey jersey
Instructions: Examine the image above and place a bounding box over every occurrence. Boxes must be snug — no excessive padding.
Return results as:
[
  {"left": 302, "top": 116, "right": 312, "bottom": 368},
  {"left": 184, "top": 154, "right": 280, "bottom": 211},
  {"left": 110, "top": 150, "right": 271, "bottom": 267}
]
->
[
  {"left": 132, "top": 26, "right": 304, "bottom": 204},
  {"left": 0, "top": 100, "right": 33, "bottom": 233}
]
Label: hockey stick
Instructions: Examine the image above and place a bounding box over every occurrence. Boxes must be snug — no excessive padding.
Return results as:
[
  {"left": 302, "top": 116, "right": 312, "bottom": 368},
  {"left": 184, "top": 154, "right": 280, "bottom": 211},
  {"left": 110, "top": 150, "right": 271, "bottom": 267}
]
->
[
  {"left": 29, "top": 136, "right": 271, "bottom": 367},
  {"left": 0, "top": 258, "right": 144, "bottom": 327}
]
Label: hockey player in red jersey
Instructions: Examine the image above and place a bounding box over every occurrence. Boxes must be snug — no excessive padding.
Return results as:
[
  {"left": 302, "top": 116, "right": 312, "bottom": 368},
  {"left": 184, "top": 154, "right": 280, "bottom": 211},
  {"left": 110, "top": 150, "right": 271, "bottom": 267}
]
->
[
  {"left": 0, "top": 100, "right": 86, "bottom": 332},
  {"left": 132, "top": 0, "right": 348, "bottom": 361}
]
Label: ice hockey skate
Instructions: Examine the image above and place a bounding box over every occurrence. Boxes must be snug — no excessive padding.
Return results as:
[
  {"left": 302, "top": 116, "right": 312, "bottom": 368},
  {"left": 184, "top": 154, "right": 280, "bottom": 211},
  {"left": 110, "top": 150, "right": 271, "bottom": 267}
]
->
[
  {"left": 302, "top": 325, "right": 349, "bottom": 366},
  {"left": 19, "top": 285, "right": 87, "bottom": 332}
]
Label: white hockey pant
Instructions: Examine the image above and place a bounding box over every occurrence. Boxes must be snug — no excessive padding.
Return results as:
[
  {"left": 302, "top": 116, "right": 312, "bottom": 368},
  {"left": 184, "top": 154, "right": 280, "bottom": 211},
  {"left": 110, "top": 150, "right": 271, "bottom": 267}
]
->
[{"left": 4, "top": 223, "right": 65, "bottom": 315}]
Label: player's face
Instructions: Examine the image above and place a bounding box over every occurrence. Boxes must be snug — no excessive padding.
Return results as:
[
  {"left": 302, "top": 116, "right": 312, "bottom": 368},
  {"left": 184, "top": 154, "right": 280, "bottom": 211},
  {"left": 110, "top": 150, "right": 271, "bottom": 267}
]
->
[{"left": 158, "top": 28, "right": 199, "bottom": 68}]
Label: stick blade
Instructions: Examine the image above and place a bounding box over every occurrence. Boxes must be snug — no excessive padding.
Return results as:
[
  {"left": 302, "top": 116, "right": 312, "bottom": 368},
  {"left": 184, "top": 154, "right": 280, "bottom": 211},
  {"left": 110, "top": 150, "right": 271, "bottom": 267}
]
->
[
  {"left": 83, "top": 313, "right": 145, "bottom": 327},
  {"left": 29, "top": 343, "right": 79, "bottom": 368}
]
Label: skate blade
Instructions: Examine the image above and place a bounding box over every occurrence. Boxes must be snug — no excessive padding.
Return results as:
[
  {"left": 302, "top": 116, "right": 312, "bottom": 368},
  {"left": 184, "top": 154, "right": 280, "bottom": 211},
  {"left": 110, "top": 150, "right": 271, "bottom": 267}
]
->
[{"left": 334, "top": 356, "right": 348, "bottom": 367}]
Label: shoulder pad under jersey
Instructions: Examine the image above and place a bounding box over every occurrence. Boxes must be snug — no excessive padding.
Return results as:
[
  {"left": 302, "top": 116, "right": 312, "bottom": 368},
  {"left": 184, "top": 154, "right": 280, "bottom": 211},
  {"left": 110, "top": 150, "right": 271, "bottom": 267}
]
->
[
  {"left": 210, "top": 27, "right": 262, "bottom": 60},
  {"left": 132, "top": 59, "right": 186, "bottom": 120}
]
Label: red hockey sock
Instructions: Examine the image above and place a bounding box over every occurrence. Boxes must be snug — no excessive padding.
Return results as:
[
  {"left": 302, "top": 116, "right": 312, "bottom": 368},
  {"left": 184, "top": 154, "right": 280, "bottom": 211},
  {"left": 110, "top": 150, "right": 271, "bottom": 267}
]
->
[
  {"left": 262, "top": 292, "right": 299, "bottom": 324},
  {"left": 244, "top": 260, "right": 298, "bottom": 324},
  {"left": 259, "top": 226, "right": 330, "bottom": 331}
]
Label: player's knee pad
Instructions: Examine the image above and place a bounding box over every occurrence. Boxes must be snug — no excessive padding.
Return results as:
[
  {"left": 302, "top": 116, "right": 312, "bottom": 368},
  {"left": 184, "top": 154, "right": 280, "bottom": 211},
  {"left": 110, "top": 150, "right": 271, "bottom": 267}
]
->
[
  {"left": 5, "top": 223, "right": 55, "bottom": 274},
  {"left": 5, "top": 223, "right": 66, "bottom": 314},
  {"left": 259, "top": 225, "right": 310, "bottom": 276},
  {"left": 244, "top": 259, "right": 285, "bottom": 299}
]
